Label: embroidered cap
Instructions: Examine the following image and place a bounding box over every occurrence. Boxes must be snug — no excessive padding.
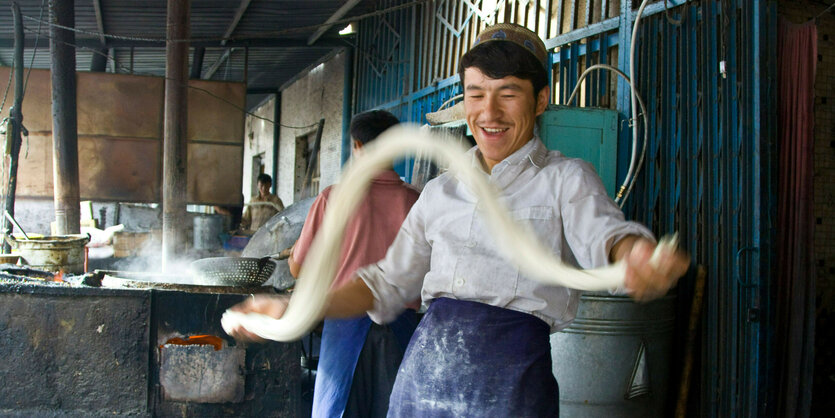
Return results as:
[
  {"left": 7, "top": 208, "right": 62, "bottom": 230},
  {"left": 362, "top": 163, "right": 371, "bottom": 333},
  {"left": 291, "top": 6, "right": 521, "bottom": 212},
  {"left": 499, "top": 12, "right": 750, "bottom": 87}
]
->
[{"left": 471, "top": 23, "right": 548, "bottom": 68}]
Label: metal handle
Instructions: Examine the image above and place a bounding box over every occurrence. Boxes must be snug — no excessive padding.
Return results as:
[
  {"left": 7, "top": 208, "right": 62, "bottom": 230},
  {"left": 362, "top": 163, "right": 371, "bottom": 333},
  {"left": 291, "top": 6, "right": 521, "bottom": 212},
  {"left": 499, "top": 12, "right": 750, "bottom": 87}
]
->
[{"left": 4, "top": 211, "right": 29, "bottom": 240}]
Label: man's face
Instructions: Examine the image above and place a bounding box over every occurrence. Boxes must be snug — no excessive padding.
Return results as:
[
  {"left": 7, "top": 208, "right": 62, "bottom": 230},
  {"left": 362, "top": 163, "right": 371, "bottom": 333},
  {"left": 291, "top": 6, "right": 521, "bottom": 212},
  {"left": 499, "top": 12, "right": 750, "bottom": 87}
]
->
[
  {"left": 463, "top": 67, "right": 549, "bottom": 172},
  {"left": 258, "top": 181, "right": 270, "bottom": 196}
]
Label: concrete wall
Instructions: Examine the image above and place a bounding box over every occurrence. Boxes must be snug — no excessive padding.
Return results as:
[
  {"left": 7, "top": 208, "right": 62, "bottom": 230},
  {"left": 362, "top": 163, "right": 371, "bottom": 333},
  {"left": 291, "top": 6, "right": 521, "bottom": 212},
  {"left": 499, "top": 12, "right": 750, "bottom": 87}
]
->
[
  {"left": 243, "top": 96, "right": 278, "bottom": 205},
  {"left": 277, "top": 51, "right": 347, "bottom": 206}
]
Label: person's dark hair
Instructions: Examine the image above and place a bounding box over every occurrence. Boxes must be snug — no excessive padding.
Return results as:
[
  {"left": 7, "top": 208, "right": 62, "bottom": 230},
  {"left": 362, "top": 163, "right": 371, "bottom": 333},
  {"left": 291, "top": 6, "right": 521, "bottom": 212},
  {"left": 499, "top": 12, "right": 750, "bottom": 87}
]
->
[
  {"left": 349, "top": 110, "right": 400, "bottom": 145},
  {"left": 256, "top": 173, "right": 272, "bottom": 185},
  {"left": 458, "top": 41, "right": 548, "bottom": 95}
]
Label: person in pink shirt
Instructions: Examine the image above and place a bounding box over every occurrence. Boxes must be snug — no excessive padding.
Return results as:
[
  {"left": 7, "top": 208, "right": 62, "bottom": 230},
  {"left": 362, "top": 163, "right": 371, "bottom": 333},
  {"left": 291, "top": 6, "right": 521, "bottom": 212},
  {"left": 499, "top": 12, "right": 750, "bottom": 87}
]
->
[{"left": 287, "top": 110, "right": 420, "bottom": 418}]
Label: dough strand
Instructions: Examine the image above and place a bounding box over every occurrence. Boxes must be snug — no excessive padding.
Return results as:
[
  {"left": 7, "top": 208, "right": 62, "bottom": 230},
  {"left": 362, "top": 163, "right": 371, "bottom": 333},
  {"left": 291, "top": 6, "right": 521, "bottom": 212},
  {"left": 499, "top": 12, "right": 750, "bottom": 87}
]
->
[{"left": 221, "top": 125, "right": 677, "bottom": 342}]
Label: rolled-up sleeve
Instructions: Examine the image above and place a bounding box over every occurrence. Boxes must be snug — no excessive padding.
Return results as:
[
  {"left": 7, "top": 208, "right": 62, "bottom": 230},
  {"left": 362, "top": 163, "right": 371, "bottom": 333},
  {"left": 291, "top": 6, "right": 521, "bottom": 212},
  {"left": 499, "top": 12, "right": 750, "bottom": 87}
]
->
[
  {"left": 560, "top": 161, "right": 655, "bottom": 269},
  {"left": 357, "top": 191, "right": 433, "bottom": 324}
]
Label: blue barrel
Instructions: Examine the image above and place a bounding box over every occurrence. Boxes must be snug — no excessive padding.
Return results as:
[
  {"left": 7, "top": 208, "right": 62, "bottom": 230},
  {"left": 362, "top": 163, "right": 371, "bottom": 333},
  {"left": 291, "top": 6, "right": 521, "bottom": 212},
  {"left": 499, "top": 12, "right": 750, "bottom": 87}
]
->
[{"left": 550, "top": 292, "right": 676, "bottom": 417}]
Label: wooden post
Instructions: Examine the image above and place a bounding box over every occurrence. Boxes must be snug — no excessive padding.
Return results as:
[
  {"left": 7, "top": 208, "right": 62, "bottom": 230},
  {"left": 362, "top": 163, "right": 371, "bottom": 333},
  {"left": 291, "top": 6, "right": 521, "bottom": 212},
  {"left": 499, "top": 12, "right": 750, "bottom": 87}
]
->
[
  {"left": 3, "top": 3, "right": 25, "bottom": 253},
  {"left": 50, "top": 0, "right": 81, "bottom": 235},
  {"left": 162, "top": 0, "right": 190, "bottom": 271}
]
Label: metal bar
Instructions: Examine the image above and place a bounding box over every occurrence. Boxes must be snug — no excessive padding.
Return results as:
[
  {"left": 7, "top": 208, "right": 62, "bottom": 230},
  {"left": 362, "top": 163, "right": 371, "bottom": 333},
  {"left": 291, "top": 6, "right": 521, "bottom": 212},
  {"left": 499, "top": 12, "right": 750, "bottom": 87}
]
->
[
  {"left": 550, "top": 32, "right": 617, "bottom": 63},
  {"left": 51, "top": 0, "right": 81, "bottom": 235},
  {"left": 272, "top": 92, "right": 281, "bottom": 193},
  {"left": 162, "top": 0, "right": 191, "bottom": 271},
  {"left": 222, "top": 0, "right": 253, "bottom": 46},
  {"left": 190, "top": 47, "right": 205, "bottom": 79},
  {"left": 569, "top": 0, "right": 577, "bottom": 31},
  {"left": 556, "top": 0, "right": 564, "bottom": 36},
  {"left": 204, "top": 48, "right": 235, "bottom": 80},
  {"left": 92, "top": 0, "right": 106, "bottom": 45},
  {"left": 308, "top": 0, "right": 361, "bottom": 45},
  {"left": 341, "top": 46, "right": 354, "bottom": 166},
  {"left": 546, "top": 0, "right": 553, "bottom": 38},
  {"left": 0, "top": 37, "right": 347, "bottom": 49},
  {"left": 406, "top": 3, "right": 417, "bottom": 124},
  {"left": 615, "top": 0, "right": 632, "bottom": 193},
  {"left": 645, "top": 18, "right": 659, "bottom": 229},
  {"left": 3, "top": 2, "right": 24, "bottom": 253},
  {"left": 108, "top": 47, "right": 116, "bottom": 73},
  {"left": 598, "top": 31, "right": 609, "bottom": 106},
  {"left": 703, "top": 1, "right": 722, "bottom": 414},
  {"left": 544, "top": 17, "right": 618, "bottom": 53},
  {"left": 90, "top": 47, "right": 108, "bottom": 72},
  {"left": 585, "top": 0, "right": 592, "bottom": 26}
]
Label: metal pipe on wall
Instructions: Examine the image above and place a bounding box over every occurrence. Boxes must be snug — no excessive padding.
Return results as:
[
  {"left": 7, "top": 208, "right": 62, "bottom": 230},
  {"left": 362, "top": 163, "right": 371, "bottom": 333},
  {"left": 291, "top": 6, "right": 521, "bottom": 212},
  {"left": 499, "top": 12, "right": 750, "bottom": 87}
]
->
[
  {"left": 50, "top": 0, "right": 81, "bottom": 235},
  {"left": 162, "top": 0, "right": 190, "bottom": 270}
]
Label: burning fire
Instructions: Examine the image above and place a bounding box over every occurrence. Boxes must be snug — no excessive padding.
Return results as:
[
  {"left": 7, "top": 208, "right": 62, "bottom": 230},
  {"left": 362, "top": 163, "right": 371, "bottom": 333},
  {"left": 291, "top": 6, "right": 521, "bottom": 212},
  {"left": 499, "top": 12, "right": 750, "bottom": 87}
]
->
[
  {"left": 52, "top": 269, "right": 65, "bottom": 282},
  {"left": 162, "top": 335, "right": 224, "bottom": 351}
]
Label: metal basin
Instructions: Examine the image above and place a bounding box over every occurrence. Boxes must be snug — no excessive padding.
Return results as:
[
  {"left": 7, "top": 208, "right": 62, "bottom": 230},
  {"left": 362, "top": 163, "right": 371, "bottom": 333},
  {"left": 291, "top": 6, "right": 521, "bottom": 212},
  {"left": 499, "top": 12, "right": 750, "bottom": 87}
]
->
[{"left": 6, "top": 234, "right": 90, "bottom": 274}]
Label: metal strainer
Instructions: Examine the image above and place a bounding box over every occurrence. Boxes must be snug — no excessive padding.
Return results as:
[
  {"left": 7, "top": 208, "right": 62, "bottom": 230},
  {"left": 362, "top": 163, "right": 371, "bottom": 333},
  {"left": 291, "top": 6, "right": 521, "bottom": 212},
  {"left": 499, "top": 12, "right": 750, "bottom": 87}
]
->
[{"left": 189, "top": 256, "right": 278, "bottom": 287}]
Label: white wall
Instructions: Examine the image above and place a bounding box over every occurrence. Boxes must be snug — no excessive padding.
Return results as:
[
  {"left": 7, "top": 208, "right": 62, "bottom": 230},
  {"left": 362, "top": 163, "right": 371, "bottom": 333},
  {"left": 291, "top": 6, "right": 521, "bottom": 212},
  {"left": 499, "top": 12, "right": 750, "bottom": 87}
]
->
[{"left": 277, "top": 51, "right": 346, "bottom": 205}]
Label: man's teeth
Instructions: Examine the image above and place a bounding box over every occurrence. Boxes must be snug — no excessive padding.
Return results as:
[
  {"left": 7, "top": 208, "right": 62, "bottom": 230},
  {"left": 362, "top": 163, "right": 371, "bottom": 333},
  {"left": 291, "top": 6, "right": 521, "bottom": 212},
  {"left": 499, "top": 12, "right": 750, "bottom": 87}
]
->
[{"left": 483, "top": 127, "right": 506, "bottom": 133}]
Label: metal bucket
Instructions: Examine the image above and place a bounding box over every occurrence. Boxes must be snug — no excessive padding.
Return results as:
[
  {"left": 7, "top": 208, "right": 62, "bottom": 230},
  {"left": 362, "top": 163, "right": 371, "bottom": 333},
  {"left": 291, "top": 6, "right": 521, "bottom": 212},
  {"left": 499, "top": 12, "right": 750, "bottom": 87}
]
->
[
  {"left": 193, "top": 214, "right": 224, "bottom": 250},
  {"left": 551, "top": 292, "right": 676, "bottom": 417},
  {"left": 6, "top": 234, "right": 90, "bottom": 274}
]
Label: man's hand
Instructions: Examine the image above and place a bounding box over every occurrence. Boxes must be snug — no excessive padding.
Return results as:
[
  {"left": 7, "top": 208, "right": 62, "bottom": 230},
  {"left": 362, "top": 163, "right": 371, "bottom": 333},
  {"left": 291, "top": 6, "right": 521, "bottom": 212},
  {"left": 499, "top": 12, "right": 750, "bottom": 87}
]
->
[
  {"left": 224, "top": 294, "right": 290, "bottom": 343},
  {"left": 617, "top": 237, "right": 690, "bottom": 302}
]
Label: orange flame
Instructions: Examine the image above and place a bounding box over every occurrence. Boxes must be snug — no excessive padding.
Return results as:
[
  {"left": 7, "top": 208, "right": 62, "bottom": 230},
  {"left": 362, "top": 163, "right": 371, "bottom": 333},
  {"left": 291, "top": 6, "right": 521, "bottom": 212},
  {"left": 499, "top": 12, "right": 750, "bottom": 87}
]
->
[
  {"left": 161, "top": 335, "right": 224, "bottom": 351},
  {"left": 53, "top": 270, "right": 65, "bottom": 282}
]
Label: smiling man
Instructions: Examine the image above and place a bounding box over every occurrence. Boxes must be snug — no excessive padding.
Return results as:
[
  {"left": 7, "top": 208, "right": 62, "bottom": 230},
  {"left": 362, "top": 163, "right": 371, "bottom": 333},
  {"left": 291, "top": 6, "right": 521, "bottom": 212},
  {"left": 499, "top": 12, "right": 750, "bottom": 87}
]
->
[{"left": 226, "top": 23, "right": 690, "bottom": 416}]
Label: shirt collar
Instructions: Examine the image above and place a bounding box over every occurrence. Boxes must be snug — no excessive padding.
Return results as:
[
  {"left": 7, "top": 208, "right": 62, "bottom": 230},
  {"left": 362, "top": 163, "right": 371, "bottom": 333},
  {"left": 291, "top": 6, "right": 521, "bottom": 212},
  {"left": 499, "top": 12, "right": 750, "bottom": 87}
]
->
[
  {"left": 372, "top": 169, "right": 404, "bottom": 184},
  {"left": 470, "top": 135, "right": 547, "bottom": 173}
]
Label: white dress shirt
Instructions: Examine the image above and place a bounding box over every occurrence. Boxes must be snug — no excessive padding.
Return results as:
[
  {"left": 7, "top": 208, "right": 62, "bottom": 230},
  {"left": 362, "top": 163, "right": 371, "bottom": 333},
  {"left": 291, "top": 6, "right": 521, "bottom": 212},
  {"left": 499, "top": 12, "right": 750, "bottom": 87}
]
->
[{"left": 357, "top": 136, "right": 653, "bottom": 332}]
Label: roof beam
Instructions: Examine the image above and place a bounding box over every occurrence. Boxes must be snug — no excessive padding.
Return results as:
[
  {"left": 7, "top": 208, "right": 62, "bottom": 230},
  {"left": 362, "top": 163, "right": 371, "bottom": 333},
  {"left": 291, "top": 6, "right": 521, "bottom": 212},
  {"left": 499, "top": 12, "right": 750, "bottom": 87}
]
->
[
  {"left": 92, "top": 0, "right": 106, "bottom": 45},
  {"left": 204, "top": 47, "right": 236, "bottom": 79},
  {"left": 307, "top": 0, "right": 362, "bottom": 45},
  {"left": 222, "top": 0, "right": 252, "bottom": 46},
  {"left": 0, "top": 37, "right": 346, "bottom": 49}
]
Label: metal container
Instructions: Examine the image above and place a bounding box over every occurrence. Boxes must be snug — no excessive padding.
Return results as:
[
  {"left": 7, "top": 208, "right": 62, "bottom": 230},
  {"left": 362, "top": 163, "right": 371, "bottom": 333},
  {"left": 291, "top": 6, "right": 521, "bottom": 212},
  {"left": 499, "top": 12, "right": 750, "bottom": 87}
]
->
[
  {"left": 6, "top": 234, "right": 90, "bottom": 274},
  {"left": 551, "top": 292, "right": 676, "bottom": 417},
  {"left": 193, "top": 214, "right": 224, "bottom": 250}
]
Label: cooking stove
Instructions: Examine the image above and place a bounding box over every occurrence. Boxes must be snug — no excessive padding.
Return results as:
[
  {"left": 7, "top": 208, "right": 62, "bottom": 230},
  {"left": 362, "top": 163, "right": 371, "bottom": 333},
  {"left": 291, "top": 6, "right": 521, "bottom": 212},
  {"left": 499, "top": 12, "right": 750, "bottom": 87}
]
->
[{"left": 0, "top": 267, "right": 301, "bottom": 417}]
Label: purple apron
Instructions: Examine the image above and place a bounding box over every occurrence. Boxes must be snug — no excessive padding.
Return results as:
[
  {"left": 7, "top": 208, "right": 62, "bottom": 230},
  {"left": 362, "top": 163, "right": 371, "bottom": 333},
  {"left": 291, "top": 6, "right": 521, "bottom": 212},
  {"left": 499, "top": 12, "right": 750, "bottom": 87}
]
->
[
  {"left": 388, "top": 297, "right": 559, "bottom": 417},
  {"left": 312, "top": 311, "right": 416, "bottom": 417}
]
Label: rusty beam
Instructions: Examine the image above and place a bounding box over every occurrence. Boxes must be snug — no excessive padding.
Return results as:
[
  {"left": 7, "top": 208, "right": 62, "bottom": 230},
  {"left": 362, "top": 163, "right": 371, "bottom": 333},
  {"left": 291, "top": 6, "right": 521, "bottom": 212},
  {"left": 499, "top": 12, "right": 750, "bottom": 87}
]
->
[
  {"left": 50, "top": 0, "right": 80, "bottom": 235},
  {"left": 162, "top": 0, "right": 190, "bottom": 270}
]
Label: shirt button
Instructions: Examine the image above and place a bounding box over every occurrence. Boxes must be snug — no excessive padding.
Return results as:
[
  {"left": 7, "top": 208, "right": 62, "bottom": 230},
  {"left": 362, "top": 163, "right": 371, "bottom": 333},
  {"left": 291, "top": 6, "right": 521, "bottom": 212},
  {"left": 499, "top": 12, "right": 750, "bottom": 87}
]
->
[{"left": 454, "top": 278, "right": 465, "bottom": 287}]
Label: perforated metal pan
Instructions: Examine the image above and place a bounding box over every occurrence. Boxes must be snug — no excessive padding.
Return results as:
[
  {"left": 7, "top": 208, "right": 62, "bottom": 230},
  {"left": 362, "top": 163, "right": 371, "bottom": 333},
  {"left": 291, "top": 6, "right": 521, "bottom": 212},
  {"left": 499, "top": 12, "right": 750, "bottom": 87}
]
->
[{"left": 189, "top": 251, "right": 287, "bottom": 287}]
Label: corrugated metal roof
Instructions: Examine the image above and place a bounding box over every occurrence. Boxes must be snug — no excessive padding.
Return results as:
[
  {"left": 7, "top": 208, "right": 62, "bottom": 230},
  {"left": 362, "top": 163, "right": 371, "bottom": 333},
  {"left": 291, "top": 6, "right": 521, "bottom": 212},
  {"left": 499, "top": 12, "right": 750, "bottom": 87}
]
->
[{"left": 0, "top": 0, "right": 377, "bottom": 110}]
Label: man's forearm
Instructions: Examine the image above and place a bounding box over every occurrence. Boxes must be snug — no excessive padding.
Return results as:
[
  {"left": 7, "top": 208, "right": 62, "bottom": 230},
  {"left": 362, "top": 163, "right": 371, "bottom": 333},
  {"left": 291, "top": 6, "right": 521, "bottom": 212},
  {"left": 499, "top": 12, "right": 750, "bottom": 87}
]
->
[
  {"left": 325, "top": 278, "right": 375, "bottom": 318},
  {"left": 609, "top": 235, "right": 642, "bottom": 263}
]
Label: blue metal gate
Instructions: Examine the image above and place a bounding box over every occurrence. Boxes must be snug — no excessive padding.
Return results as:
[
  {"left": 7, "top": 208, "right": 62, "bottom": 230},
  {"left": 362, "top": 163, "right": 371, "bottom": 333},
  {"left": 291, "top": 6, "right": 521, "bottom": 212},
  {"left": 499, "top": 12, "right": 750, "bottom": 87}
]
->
[{"left": 350, "top": 1, "right": 777, "bottom": 415}]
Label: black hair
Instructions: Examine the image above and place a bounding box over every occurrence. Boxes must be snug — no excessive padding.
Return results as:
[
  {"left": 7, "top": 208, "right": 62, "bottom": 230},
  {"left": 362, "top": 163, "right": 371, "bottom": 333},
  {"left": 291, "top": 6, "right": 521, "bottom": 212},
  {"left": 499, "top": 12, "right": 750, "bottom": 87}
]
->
[
  {"left": 349, "top": 110, "right": 401, "bottom": 145},
  {"left": 458, "top": 41, "right": 548, "bottom": 95},
  {"left": 256, "top": 173, "right": 272, "bottom": 185}
]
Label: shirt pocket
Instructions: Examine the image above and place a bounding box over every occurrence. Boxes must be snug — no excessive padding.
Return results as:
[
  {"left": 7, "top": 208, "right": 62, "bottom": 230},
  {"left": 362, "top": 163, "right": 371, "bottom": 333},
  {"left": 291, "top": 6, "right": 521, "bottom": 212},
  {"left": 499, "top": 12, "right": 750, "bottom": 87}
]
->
[{"left": 510, "top": 206, "right": 560, "bottom": 250}]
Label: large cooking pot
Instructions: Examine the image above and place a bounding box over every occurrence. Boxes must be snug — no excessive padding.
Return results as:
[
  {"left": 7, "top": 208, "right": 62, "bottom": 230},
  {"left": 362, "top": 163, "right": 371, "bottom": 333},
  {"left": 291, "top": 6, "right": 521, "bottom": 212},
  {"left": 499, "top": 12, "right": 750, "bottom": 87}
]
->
[{"left": 6, "top": 234, "right": 90, "bottom": 274}]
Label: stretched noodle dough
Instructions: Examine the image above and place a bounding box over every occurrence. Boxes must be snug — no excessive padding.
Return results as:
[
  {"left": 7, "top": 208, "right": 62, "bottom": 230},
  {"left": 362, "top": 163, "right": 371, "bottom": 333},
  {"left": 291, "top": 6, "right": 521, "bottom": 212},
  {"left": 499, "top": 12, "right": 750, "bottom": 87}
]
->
[{"left": 221, "top": 125, "right": 677, "bottom": 342}]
